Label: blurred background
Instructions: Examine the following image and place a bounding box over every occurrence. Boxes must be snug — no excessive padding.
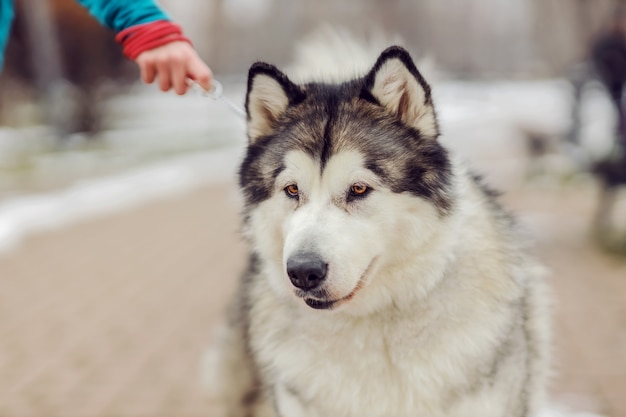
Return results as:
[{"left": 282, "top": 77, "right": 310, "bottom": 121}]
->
[{"left": 0, "top": 0, "right": 625, "bottom": 416}]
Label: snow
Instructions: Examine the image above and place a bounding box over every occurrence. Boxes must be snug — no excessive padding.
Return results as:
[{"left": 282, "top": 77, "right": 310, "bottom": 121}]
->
[
  {"left": 0, "top": 78, "right": 617, "bottom": 257},
  {"left": 538, "top": 406, "right": 605, "bottom": 417},
  {"left": 0, "top": 146, "right": 244, "bottom": 254}
]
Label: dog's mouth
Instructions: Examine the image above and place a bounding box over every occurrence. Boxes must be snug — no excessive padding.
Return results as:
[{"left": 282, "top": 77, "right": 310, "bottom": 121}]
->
[
  {"left": 298, "top": 259, "right": 375, "bottom": 310},
  {"left": 304, "top": 298, "right": 337, "bottom": 310}
]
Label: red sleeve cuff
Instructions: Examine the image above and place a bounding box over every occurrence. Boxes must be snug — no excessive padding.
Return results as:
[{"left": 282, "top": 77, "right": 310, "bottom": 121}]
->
[{"left": 115, "top": 20, "right": 192, "bottom": 60}]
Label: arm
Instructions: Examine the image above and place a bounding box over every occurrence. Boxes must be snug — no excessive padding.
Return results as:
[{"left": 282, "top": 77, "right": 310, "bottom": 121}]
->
[
  {"left": 75, "top": 0, "right": 169, "bottom": 32},
  {"left": 76, "top": 0, "right": 212, "bottom": 94}
]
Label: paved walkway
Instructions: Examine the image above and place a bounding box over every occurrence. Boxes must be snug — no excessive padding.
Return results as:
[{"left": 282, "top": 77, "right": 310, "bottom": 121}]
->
[
  {"left": 503, "top": 183, "right": 626, "bottom": 417},
  {"left": 0, "top": 184, "right": 244, "bottom": 417},
  {"left": 0, "top": 178, "right": 624, "bottom": 417}
]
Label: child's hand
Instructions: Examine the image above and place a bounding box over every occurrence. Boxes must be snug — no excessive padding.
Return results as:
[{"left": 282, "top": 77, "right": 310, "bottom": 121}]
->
[{"left": 135, "top": 41, "right": 212, "bottom": 95}]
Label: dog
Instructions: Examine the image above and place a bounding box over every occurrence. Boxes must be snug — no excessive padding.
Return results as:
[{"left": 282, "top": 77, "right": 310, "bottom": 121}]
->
[{"left": 205, "top": 44, "right": 551, "bottom": 417}]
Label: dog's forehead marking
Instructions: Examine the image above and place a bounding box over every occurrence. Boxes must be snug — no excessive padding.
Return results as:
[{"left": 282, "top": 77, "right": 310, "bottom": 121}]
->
[
  {"left": 280, "top": 149, "right": 379, "bottom": 192},
  {"left": 322, "top": 150, "right": 368, "bottom": 181},
  {"left": 279, "top": 150, "right": 317, "bottom": 188}
]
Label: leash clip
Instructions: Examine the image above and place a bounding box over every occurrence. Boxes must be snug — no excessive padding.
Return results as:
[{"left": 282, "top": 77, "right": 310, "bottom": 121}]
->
[
  {"left": 188, "top": 79, "right": 223, "bottom": 99},
  {"left": 188, "top": 79, "right": 246, "bottom": 119}
]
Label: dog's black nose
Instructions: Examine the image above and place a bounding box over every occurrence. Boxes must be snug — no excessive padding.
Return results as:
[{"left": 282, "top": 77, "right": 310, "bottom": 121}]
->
[{"left": 286, "top": 253, "right": 327, "bottom": 291}]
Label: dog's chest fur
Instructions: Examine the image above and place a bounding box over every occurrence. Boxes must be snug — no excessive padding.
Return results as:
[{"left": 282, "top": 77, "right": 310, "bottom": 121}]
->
[{"left": 247, "top": 271, "right": 524, "bottom": 417}]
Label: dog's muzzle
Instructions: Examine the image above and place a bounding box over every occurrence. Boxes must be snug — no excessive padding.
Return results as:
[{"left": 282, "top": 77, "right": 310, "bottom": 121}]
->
[{"left": 286, "top": 252, "right": 327, "bottom": 291}]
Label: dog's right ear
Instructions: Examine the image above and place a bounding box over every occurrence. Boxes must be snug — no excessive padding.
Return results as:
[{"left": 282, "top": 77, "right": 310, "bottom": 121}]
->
[{"left": 245, "top": 63, "right": 306, "bottom": 142}]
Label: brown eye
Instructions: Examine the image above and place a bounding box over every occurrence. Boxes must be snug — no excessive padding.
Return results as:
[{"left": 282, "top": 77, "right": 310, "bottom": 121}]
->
[
  {"left": 285, "top": 184, "right": 299, "bottom": 198},
  {"left": 350, "top": 184, "right": 369, "bottom": 196},
  {"left": 348, "top": 183, "right": 371, "bottom": 201}
]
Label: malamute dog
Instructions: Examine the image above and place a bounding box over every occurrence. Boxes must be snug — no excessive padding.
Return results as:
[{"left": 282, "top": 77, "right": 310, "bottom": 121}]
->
[{"left": 207, "top": 45, "right": 550, "bottom": 417}]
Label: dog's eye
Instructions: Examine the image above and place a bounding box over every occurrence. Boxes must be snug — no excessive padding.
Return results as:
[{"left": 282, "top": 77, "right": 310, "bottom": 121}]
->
[
  {"left": 285, "top": 184, "right": 299, "bottom": 199},
  {"left": 349, "top": 183, "right": 371, "bottom": 199}
]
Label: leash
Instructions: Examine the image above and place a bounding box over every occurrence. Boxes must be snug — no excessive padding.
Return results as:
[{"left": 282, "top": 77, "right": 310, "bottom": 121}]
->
[{"left": 188, "top": 79, "right": 246, "bottom": 119}]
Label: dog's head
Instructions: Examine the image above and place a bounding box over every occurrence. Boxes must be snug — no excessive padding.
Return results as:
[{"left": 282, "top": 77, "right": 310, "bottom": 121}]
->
[{"left": 239, "top": 46, "right": 454, "bottom": 314}]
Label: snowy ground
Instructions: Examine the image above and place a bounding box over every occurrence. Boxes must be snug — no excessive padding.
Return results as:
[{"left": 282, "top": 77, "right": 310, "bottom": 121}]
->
[{"left": 0, "top": 80, "right": 247, "bottom": 197}]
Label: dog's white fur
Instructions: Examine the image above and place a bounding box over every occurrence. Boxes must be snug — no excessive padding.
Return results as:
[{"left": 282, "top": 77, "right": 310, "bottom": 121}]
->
[
  {"left": 247, "top": 160, "right": 548, "bottom": 417},
  {"left": 207, "top": 153, "right": 550, "bottom": 416}
]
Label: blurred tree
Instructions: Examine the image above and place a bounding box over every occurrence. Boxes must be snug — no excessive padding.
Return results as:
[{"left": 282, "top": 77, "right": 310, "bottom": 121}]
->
[
  {"left": 531, "top": 0, "right": 615, "bottom": 74},
  {"left": 2, "top": 0, "right": 622, "bottom": 115},
  {"left": 0, "top": 0, "right": 134, "bottom": 135}
]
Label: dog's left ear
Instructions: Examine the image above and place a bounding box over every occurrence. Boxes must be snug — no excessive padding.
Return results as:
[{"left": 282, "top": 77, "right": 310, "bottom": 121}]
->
[
  {"left": 363, "top": 46, "right": 439, "bottom": 139},
  {"left": 245, "top": 62, "right": 306, "bottom": 142}
]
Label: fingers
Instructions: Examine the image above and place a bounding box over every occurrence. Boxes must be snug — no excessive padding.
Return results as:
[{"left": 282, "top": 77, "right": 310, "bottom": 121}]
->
[
  {"left": 134, "top": 42, "right": 212, "bottom": 95},
  {"left": 188, "top": 58, "right": 213, "bottom": 92},
  {"left": 156, "top": 59, "right": 171, "bottom": 92},
  {"left": 136, "top": 51, "right": 173, "bottom": 92},
  {"left": 171, "top": 59, "right": 188, "bottom": 95},
  {"left": 138, "top": 57, "right": 156, "bottom": 84}
]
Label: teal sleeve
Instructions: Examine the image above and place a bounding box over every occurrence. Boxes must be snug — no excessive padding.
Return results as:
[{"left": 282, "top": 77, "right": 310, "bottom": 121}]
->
[
  {"left": 0, "top": 0, "right": 15, "bottom": 71},
  {"left": 76, "top": 0, "right": 170, "bottom": 33}
]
